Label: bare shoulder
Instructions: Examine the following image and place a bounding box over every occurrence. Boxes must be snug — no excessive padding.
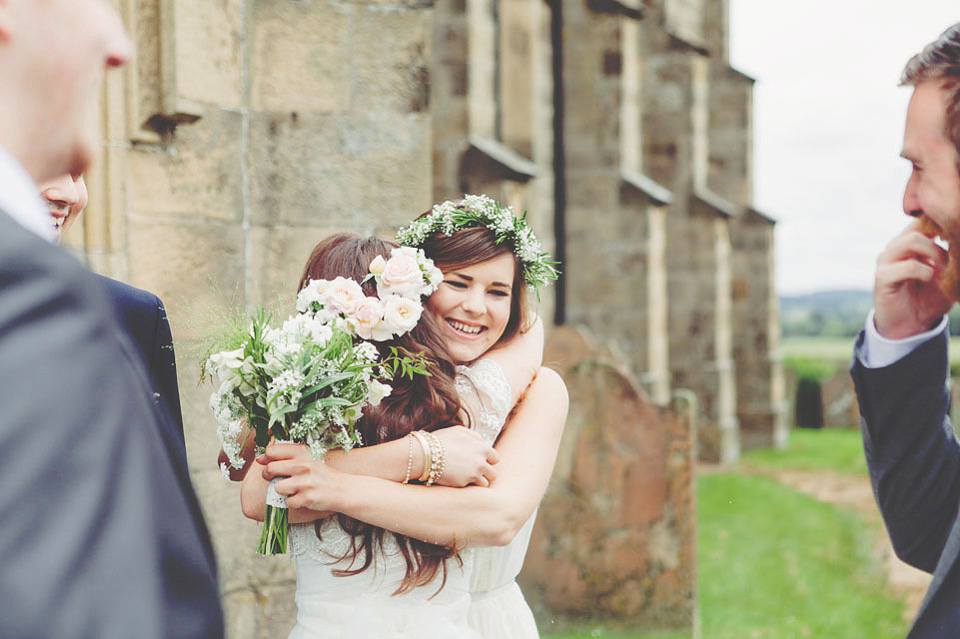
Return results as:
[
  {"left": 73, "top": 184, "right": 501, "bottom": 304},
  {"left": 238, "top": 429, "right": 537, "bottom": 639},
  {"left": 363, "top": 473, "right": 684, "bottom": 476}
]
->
[{"left": 527, "top": 367, "right": 568, "bottom": 411}]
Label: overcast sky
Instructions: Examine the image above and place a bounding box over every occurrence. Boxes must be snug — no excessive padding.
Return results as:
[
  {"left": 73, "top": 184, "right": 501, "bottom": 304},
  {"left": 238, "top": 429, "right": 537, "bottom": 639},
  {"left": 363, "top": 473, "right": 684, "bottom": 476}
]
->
[{"left": 729, "top": 1, "right": 959, "bottom": 296}]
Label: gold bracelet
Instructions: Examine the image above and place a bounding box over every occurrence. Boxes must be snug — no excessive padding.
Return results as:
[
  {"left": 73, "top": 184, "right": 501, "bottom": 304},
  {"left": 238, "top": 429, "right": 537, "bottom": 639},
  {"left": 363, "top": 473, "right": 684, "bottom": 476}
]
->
[
  {"left": 412, "top": 430, "right": 432, "bottom": 483},
  {"left": 425, "top": 430, "right": 445, "bottom": 486},
  {"left": 402, "top": 433, "right": 414, "bottom": 484}
]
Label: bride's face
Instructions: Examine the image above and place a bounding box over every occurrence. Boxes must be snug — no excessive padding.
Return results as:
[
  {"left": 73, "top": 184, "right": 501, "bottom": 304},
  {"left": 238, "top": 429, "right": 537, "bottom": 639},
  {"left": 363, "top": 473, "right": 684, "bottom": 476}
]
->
[{"left": 427, "top": 253, "right": 515, "bottom": 363}]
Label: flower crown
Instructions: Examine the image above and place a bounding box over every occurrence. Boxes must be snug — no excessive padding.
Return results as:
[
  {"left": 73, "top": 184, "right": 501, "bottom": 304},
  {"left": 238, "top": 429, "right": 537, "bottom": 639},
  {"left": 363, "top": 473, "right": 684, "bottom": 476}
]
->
[
  {"left": 295, "top": 246, "right": 443, "bottom": 342},
  {"left": 395, "top": 194, "right": 560, "bottom": 292}
]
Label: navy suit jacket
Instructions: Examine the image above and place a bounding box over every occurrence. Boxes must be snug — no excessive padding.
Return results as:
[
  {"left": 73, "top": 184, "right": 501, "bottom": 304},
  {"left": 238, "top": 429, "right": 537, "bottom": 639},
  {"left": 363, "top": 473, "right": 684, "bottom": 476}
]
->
[
  {"left": 0, "top": 211, "right": 223, "bottom": 638},
  {"left": 852, "top": 329, "right": 960, "bottom": 638},
  {"left": 96, "top": 275, "right": 187, "bottom": 468}
]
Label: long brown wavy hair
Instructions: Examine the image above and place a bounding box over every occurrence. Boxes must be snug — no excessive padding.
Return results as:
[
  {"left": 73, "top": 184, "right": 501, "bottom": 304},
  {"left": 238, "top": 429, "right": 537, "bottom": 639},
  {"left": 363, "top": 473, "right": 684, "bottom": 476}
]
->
[
  {"left": 414, "top": 223, "right": 532, "bottom": 350},
  {"left": 298, "top": 232, "right": 464, "bottom": 595}
]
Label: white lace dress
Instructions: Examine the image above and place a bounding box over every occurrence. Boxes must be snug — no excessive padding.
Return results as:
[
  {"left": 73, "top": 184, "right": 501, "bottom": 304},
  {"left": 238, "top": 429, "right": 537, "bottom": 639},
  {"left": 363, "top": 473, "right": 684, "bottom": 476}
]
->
[
  {"left": 456, "top": 360, "right": 540, "bottom": 639},
  {"left": 285, "top": 358, "right": 538, "bottom": 638}
]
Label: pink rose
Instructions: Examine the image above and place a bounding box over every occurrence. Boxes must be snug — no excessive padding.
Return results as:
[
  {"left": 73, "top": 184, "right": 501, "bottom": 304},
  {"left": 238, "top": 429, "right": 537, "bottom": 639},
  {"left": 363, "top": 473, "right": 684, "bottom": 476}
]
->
[
  {"left": 378, "top": 253, "right": 423, "bottom": 299},
  {"left": 348, "top": 296, "right": 387, "bottom": 340},
  {"left": 325, "top": 277, "right": 365, "bottom": 315}
]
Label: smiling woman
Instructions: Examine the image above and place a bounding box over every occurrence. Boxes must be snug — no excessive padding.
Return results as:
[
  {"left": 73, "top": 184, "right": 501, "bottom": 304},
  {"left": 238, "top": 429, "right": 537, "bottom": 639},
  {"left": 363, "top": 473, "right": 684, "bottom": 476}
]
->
[{"left": 427, "top": 252, "right": 516, "bottom": 364}]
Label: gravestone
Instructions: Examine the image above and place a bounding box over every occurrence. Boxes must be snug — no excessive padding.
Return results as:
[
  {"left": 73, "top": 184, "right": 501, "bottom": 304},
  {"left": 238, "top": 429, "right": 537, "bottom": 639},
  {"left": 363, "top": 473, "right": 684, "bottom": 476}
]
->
[{"left": 520, "top": 326, "right": 696, "bottom": 631}]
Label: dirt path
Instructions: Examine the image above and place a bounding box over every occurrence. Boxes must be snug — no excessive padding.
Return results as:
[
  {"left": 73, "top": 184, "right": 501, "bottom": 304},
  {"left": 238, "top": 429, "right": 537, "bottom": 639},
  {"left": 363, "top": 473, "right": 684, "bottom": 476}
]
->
[{"left": 751, "top": 467, "right": 931, "bottom": 622}]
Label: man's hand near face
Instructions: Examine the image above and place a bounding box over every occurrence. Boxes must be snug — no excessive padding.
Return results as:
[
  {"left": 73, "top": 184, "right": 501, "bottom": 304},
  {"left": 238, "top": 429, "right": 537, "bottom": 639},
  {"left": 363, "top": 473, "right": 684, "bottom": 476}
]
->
[{"left": 874, "top": 217, "right": 952, "bottom": 339}]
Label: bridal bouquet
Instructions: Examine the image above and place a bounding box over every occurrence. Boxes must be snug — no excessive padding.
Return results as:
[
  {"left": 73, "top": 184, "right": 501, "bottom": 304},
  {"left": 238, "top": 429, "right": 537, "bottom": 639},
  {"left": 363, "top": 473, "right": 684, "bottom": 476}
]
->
[{"left": 204, "top": 247, "right": 441, "bottom": 555}]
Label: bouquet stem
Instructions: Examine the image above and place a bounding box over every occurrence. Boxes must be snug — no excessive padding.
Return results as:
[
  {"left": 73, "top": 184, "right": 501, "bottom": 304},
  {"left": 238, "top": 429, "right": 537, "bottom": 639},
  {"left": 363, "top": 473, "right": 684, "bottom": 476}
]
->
[{"left": 257, "top": 477, "right": 289, "bottom": 555}]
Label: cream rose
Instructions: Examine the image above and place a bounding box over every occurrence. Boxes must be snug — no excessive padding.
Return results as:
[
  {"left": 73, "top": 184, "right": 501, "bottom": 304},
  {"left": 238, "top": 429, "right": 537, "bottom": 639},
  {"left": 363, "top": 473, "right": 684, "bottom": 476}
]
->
[
  {"left": 325, "top": 277, "right": 365, "bottom": 315},
  {"left": 348, "top": 296, "right": 387, "bottom": 341},
  {"left": 368, "top": 254, "right": 387, "bottom": 276},
  {"left": 382, "top": 294, "right": 422, "bottom": 335},
  {"left": 378, "top": 252, "right": 423, "bottom": 299}
]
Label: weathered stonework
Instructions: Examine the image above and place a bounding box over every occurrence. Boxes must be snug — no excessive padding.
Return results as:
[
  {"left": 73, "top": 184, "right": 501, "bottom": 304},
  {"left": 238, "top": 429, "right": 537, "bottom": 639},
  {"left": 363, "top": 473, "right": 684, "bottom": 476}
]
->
[
  {"left": 520, "top": 326, "right": 696, "bottom": 631},
  {"left": 68, "top": 0, "right": 776, "bottom": 633}
]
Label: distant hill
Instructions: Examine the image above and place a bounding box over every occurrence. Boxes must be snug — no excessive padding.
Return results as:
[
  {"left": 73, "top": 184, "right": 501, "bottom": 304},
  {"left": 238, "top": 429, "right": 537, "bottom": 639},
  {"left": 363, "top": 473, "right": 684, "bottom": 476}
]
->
[
  {"left": 779, "top": 289, "right": 873, "bottom": 338},
  {"left": 780, "top": 288, "right": 960, "bottom": 337}
]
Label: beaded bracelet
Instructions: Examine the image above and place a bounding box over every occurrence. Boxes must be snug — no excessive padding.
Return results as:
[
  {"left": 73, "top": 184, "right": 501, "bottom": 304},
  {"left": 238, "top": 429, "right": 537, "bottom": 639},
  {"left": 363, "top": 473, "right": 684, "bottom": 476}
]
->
[
  {"left": 402, "top": 433, "right": 414, "bottom": 484},
  {"left": 411, "top": 430, "right": 432, "bottom": 483},
  {"left": 425, "top": 430, "right": 446, "bottom": 486}
]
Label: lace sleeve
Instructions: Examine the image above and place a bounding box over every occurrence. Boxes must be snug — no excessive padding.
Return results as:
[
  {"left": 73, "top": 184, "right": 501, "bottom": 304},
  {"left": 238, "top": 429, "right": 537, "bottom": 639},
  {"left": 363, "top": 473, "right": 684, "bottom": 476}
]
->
[{"left": 455, "top": 359, "right": 512, "bottom": 445}]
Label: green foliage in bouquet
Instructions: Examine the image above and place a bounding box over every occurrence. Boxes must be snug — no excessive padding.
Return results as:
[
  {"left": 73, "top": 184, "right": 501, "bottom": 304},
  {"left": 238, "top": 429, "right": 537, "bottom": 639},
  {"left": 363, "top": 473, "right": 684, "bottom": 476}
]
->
[{"left": 203, "top": 307, "right": 429, "bottom": 555}]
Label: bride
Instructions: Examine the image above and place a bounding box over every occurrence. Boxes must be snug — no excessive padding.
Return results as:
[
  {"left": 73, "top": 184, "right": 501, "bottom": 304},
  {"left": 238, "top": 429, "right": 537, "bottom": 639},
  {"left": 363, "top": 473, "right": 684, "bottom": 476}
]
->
[{"left": 243, "top": 196, "right": 568, "bottom": 637}]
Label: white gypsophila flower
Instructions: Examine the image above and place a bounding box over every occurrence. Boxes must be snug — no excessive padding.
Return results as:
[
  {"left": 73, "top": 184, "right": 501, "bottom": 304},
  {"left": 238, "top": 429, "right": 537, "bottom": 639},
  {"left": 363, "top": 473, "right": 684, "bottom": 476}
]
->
[
  {"left": 382, "top": 294, "right": 422, "bottom": 335},
  {"left": 219, "top": 462, "right": 232, "bottom": 480}
]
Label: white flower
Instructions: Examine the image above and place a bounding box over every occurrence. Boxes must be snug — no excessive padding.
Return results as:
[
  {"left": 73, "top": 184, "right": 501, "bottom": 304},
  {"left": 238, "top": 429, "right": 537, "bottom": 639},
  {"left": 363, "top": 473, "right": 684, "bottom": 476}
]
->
[
  {"left": 302, "top": 315, "right": 333, "bottom": 346},
  {"left": 368, "top": 254, "right": 387, "bottom": 275},
  {"left": 297, "top": 278, "right": 333, "bottom": 313},
  {"left": 219, "top": 462, "right": 232, "bottom": 480},
  {"left": 355, "top": 341, "right": 380, "bottom": 363},
  {"left": 382, "top": 294, "right": 422, "bottom": 335},
  {"left": 207, "top": 348, "right": 246, "bottom": 386},
  {"left": 367, "top": 380, "right": 392, "bottom": 406},
  {"left": 209, "top": 348, "right": 258, "bottom": 396}
]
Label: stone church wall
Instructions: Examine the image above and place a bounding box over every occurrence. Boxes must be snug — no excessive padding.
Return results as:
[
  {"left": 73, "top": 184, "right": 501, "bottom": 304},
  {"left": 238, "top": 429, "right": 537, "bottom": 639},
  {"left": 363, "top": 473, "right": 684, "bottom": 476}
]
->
[{"left": 63, "top": 0, "right": 779, "bottom": 634}]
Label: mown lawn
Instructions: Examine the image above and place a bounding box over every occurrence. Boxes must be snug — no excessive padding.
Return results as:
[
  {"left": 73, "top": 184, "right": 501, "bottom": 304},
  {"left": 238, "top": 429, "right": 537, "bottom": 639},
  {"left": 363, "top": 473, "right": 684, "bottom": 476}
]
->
[
  {"left": 544, "top": 429, "right": 910, "bottom": 639},
  {"left": 781, "top": 335, "right": 960, "bottom": 371}
]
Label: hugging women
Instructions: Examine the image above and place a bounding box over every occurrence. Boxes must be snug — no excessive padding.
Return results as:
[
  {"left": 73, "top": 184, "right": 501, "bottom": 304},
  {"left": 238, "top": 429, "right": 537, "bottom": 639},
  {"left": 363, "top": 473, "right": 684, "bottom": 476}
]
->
[{"left": 218, "top": 195, "right": 567, "bottom": 638}]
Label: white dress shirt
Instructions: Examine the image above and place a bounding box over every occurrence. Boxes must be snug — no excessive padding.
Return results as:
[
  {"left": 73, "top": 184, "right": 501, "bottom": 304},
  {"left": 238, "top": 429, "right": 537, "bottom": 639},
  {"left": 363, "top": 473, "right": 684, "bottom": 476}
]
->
[
  {"left": 858, "top": 308, "right": 948, "bottom": 368},
  {"left": 0, "top": 145, "right": 56, "bottom": 243}
]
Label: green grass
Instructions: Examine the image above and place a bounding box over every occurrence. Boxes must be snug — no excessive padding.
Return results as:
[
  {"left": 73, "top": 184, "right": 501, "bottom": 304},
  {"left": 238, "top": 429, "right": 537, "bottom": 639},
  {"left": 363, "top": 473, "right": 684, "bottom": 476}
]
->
[
  {"left": 782, "top": 335, "right": 960, "bottom": 373},
  {"left": 780, "top": 336, "right": 856, "bottom": 364},
  {"left": 743, "top": 427, "right": 867, "bottom": 476},
  {"left": 697, "top": 473, "right": 908, "bottom": 639},
  {"left": 543, "top": 429, "right": 904, "bottom": 639}
]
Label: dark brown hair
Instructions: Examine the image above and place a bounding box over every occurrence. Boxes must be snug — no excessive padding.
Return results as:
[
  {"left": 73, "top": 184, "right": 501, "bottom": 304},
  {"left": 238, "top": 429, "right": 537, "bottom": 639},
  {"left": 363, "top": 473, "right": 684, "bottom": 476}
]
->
[
  {"left": 298, "top": 232, "right": 463, "bottom": 594},
  {"left": 416, "top": 224, "right": 531, "bottom": 349},
  {"left": 901, "top": 23, "right": 960, "bottom": 161}
]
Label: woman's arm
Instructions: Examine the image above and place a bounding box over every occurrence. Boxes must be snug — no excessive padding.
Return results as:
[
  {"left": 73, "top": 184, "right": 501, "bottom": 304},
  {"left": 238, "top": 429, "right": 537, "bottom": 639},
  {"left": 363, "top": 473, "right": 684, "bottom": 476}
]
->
[
  {"left": 481, "top": 314, "right": 544, "bottom": 406},
  {"left": 266, "top": 368, "right": 568, "bottom": 547}
]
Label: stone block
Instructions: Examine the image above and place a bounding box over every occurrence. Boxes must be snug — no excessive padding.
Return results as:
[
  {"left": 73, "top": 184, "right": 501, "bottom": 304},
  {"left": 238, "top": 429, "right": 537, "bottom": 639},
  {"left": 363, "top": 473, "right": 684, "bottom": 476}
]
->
[
  {"left": 172, "top": 0, "right": 245, "bottom": 107},
  {"left": 247, "top": 112, "right": 431, "bottom": 228},
  {"left": 351, "top": 6, "right": 431, "bottom": 114},
  {"left": 127, "top": 108, "right": 244, "bottom": 221},
  {"left": 251, "top": 1, "right": 351, "bottom": 113}
]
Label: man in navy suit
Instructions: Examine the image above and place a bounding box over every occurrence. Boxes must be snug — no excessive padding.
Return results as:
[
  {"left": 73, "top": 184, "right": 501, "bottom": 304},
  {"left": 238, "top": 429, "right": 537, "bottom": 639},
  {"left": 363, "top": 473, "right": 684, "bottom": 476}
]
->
[
  {"left": 0, "top": 1, "right": 222, "bottom": 636},
  {"left": 851, "top": 23, "right": 960, "bottom": 638},
  {"left": 40, "top": 173, "right": 186, "bottom": 460}
]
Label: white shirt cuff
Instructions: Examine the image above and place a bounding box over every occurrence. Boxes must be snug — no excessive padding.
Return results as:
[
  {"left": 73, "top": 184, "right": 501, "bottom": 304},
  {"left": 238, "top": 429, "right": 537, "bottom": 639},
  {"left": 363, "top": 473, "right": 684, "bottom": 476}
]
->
[{"left": 859, "top": 309, "right": 947, "bottom": 369}]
